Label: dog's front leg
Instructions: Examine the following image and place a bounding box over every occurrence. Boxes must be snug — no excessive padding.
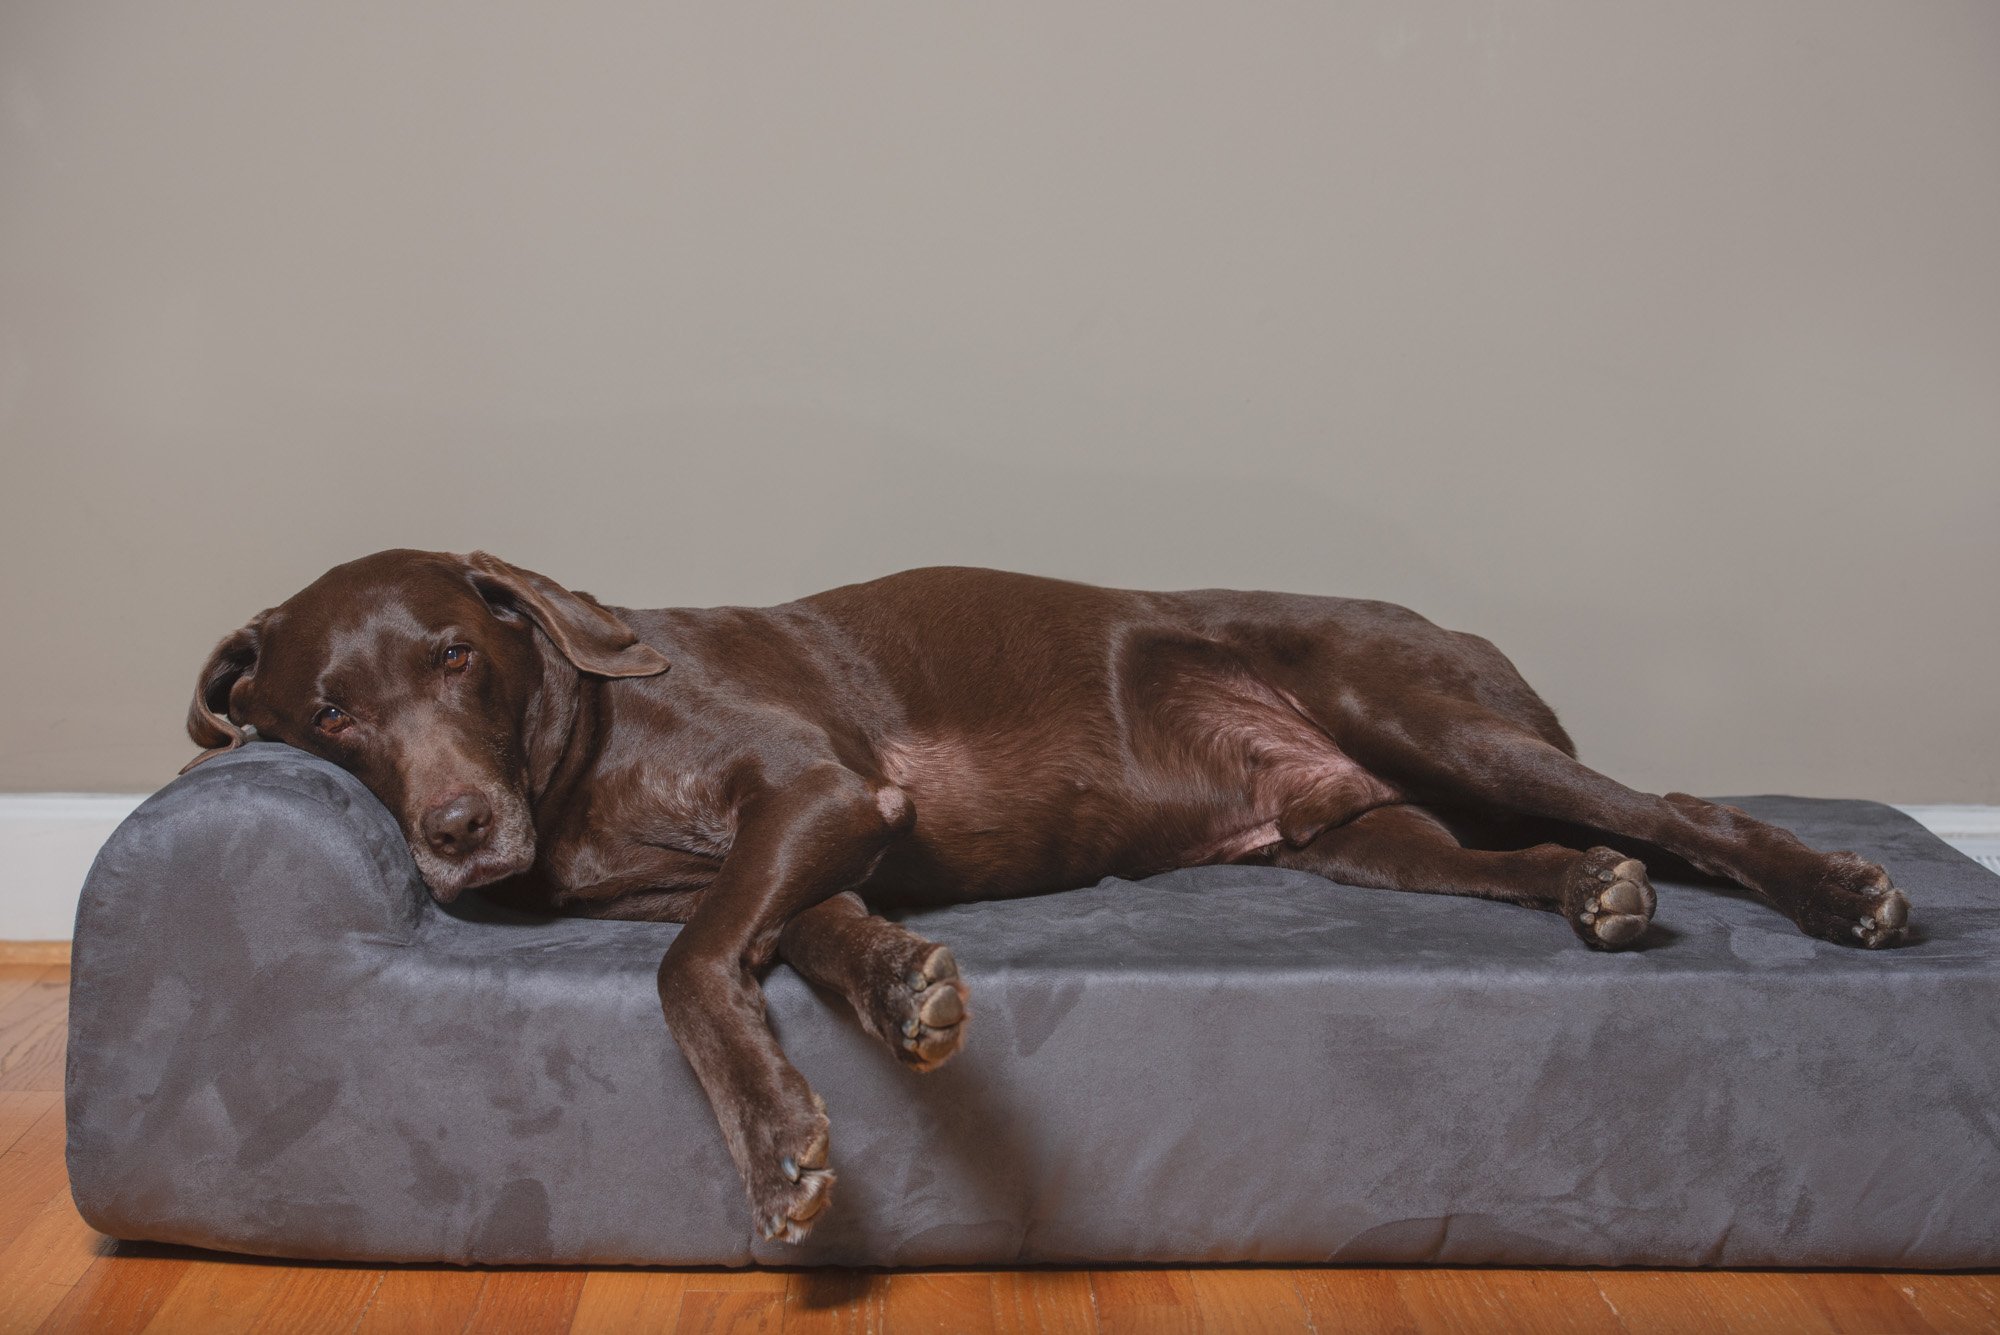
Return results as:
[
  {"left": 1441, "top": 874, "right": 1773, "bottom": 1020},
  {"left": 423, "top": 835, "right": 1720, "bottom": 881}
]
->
[{"left": 655, "top": 764, "right": 909, "bottom": 1243}]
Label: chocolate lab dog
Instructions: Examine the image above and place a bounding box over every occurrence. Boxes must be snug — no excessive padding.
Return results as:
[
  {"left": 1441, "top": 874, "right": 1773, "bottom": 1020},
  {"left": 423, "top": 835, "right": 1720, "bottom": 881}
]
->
[{"left": 185, "top": 550, "right": 1911, "bottom": 1241}]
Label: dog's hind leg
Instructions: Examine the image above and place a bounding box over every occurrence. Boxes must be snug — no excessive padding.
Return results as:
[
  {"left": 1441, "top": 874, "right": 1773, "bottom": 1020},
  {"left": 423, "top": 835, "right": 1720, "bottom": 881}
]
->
[
  {"left": 1330, "top": 694, "right": 1910, "bottom": 948},
  {"left": 777, "top": 892, "right": 969, "bottom": 1071},
  {"left": 1274, "top": 803, "right": 1658, "bottom": 950}
]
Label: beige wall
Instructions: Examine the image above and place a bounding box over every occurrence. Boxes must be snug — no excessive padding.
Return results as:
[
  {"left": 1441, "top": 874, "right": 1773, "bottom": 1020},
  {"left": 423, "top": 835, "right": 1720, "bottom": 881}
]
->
[{"left": 3, "top": 3, "right": 1996, "bottom": 799}]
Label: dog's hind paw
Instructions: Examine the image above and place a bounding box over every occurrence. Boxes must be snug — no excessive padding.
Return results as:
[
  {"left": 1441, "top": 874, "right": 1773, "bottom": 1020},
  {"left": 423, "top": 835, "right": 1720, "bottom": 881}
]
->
[
  {"left": 1855, "top": 886, "right": 1911, "bottom": 948},
  {"left": 1793, "top": 853, "right": 1911, "bottom": 949},
  {"left": 882, "top": 943, "right": 969, "bottom": 1071},
  {"left": 1561, "top": 848, "right": 1656, "bottom": 951}
]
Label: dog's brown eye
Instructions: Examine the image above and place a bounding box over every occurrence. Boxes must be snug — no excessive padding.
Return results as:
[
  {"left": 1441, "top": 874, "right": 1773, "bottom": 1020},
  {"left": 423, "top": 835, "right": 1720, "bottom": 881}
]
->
[
  {"left": 313, "top": 706, "right": 352, "bottom": 735},
  {"left": 441, "top": 644, "right": 473, "bottom": 672}
]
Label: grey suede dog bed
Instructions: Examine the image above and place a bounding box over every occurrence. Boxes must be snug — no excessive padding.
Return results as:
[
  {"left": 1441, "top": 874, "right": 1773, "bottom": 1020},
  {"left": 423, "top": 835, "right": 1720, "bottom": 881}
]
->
[{"left": 66, "top": 743, "right": 2000, "bottom": 1268}]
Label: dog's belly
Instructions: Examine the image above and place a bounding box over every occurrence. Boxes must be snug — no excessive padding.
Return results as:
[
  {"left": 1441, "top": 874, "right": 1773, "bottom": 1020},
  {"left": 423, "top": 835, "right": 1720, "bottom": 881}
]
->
[{"left": 869, "top": 685, "right": 1398, "bottom": 903}]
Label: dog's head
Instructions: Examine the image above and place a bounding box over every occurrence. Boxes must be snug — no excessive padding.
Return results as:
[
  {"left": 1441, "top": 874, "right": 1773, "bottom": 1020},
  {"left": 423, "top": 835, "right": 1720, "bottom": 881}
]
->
[{"left": 186, "top": 549, "right": 668, "bottom": 902}]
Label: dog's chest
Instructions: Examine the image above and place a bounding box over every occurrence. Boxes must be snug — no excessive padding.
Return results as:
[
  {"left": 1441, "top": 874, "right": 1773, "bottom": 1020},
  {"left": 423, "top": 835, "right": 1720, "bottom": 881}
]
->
[{"left": 542, "top": 768, "right": 739, "bottom": 900}]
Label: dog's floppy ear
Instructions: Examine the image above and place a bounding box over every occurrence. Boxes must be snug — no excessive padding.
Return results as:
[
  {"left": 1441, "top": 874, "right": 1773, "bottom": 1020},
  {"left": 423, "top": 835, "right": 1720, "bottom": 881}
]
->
[
  {"left": 182, "top": 614, "right": 268, "bottom": 774},
  {"left": 463, "top": 551, "right": 669, "bottom": 679}
]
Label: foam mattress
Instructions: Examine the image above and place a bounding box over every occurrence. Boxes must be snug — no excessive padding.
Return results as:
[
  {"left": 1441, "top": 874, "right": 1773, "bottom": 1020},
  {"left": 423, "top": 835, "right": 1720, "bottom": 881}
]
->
[{"left": 65, "top": 743, "right": 2000, "bottom": 1267}]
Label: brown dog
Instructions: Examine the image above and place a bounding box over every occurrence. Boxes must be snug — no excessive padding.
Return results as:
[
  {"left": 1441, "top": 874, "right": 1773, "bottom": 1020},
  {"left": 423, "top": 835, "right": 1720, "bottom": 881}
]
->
[{"left": 186, "top": 550, "right": 1911, "bottom": 1241}]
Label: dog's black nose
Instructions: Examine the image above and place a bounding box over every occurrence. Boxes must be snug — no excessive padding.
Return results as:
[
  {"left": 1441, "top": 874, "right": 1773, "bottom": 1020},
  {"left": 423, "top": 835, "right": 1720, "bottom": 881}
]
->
[{"left": 422, "top": 792, "right": 494, "bottom": 858}]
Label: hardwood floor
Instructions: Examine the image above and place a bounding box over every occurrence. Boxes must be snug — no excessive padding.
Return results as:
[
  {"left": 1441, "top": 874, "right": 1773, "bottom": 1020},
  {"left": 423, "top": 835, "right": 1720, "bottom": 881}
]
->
[{"left": 3, "top": 963, "right": 1994, "bottom": 1334}]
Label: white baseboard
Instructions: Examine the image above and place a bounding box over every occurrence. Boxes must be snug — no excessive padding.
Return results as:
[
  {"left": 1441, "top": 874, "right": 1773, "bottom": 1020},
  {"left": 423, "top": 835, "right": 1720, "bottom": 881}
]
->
[
  {"left": 1894, "top": 805, "right": 2000, "bottom": 875},
  {"left": 0, "top": 796, "right": 1993, "bottom": 942},
  {"left": 1, "top": 794, "right": 149, "bottom": 941}
]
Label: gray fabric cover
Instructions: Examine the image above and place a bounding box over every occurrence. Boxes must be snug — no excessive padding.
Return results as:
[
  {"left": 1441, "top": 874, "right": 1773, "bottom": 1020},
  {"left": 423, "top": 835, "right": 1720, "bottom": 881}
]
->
[{"left": 66, "top": 742, "right": 2000, "bottom": 1268}]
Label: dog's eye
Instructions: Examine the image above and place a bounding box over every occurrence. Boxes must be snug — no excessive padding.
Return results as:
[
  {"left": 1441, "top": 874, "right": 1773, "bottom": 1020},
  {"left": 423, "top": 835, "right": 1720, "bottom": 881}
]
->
[
  {"left": 313, "top": 706, "right": 352, "bottom": 735},
  {"left": 441, "top": 644, "right": 474, "bottom": 672}
]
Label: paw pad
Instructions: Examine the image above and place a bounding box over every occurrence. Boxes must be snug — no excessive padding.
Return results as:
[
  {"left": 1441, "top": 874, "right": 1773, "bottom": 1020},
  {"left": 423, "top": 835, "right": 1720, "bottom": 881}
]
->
[
  {"left": 758, "top": 1108, "right": 833, "bottom": 1244},
  {"left": 893, "top": 945, "right": 970, "bottom": 1070},
  {"left": 1567, "top": 851, "right": 1656, "bottom": 951}
]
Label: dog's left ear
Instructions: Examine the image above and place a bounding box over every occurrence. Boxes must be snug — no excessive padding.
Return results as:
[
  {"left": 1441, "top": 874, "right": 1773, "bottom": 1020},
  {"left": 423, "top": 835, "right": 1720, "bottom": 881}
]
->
[
  {"left": 181, "top": 612, "right": 270, "bottom": 774},
  {"left": 462, "top": 551, "right": 669, "bottom": 679}
]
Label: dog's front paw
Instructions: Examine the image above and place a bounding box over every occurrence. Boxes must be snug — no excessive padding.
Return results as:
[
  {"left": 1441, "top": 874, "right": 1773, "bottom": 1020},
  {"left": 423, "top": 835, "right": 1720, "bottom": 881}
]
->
[
  {"left": 749, "top": 1095, "right": 834, "bottom": 1244},
  {"left": 1561, "top": 848, "right": 1656, "bottom": 951},
  {"left": 1793, "top": 853, "right": 1910, "bottom": 949}
]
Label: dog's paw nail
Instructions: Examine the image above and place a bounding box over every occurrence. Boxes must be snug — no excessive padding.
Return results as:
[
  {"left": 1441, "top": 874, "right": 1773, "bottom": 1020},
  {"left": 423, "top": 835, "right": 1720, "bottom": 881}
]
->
[
  {"left": 901, "top": 1017, "right": 922, "bottom": 1038},
  {"left": 1857, "top": 888, "right": 1910, "bottom": 947},
  {"left": 905, "top": 970, "right": 926, "bottom": 991},
  {"left": 781, "top": 1156, "right": 799, "bottom": 1182}
]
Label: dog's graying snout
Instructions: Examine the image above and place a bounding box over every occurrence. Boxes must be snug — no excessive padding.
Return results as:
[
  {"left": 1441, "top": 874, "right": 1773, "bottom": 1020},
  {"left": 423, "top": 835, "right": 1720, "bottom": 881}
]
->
[{"left": 421, "top": 791, "right": 495, "bottom": 858}]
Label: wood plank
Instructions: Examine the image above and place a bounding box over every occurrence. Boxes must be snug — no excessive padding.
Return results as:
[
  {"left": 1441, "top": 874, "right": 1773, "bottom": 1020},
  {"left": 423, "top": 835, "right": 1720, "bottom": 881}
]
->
[
  {"left": 459, "top": 1268, "right": 587, "bottom": 1334},
  {"left": 241, "top": 1266, "right": 385, "bottom": 1335},
  {"left": 990, "top": 1269, "right": 1094, "bottom": 1335},
  {"left": 1888, "top": 1273, "right": 2000, "bottom": 1333},
  {"left": 782, "top": 1268, "right": 886, "bottom": 1334},
  {"left": 1485, "top": 1269, "right": 1625, "bottom": 1334},
  {"left": 0, "top": 1090, "right": 59, "bottom": 1157},
  {"left": 136, "top": 1255, "right": 296, "bottom": 1334},
  {"left": 0, "top": 1181, "right": 113, "bottom": 1335},
  {"left": 1389, "top": 1268, "right": 1629, "bottom": 1335},
  {"left": 0, "top": 945, "right": 71, "bottom": 967},
  {"left": 35, "top": 1247, "right": 190, "bottom": 1335},
  {"left": 0, "top": 969, "right": 44, "bottom": 1015},
  {"left": 352, "top": 1268, "right": 488, "bottom": 1335},
  {"left": 677, "top": 1288, "right": 785, "bottom": 1334},
  {"left": 1392, "top": 1268, "right": 1534, "bottom": 1335},
  {"left": 1187, "top": 1268, "right": 1316, "bottom": 1332},
  {"left": 1292, "top": 1268, "right": 1424, "bottom": 1335},
  {"left": 1090, "top": 1270, "right": 1199, "bottom": 1335},
  {"left": 1593, "top": 1270, "right": 1723, "bottom": 1334},
  {"left": 130, "top": 1259, "right": 374, "bottom": 1335},
  {"left": 0, "top": 967, "right": 69, "bottom": 1092},
  {"left": 0, "top": 1100, "right": 69, "bottom": 1253},
  {"left": 1594, "top": 1269, "right": 1829, "bottom": 1334},
  {"left": 3, "top": 1279, "right": 79, "bottom": 1335},
  {"left": 1783, "top": 1271, "right": 1937, "bottom": 1333},
  {"left": 881, "top": 1271, "right": 996, "bottom": 1335},
  {"left": 572, "top": 1270, "right": 692, "bottom": 1333},
  {"left": 128, "top": 1255, "right": 381, "bottom": 1335},
  {"left": 686, "top": 1270, "right": 793, "bottom": 1292}
]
